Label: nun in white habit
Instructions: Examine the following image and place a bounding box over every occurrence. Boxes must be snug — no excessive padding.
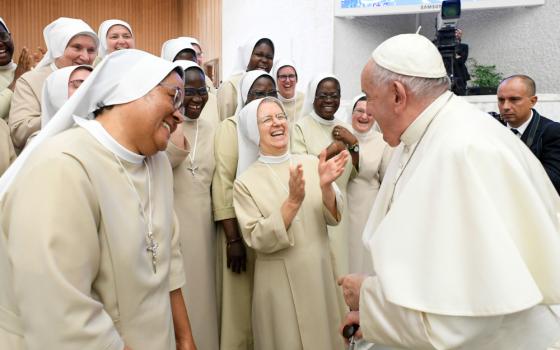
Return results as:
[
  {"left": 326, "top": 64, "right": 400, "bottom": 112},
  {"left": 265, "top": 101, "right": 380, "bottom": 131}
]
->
[
  {"left": 216, "top": 35, "right": 275, "bottom": 121},
  {"left": 292, "top": 73, "right": 357, "bottom": 278},
  {"left": 0, "top": 49, "right": 196, "bottom": 350},
  {"left": 40, "top": 64, "right": 93, "bottom": 127},
  {"left": 211, "top": 69, "right": 276, "bottom": 349},
  {"left": 95, "top": 19, "right": 134, "bottom": 63},
  {"left": 8, "top": 17, "right": 98, "bottom": 151},
  {"left": 271, "top": 58, "right": 305, "bottom": 127},
  {"left": 178, "top": 36, "right": 216, "bottom": 94},
  {"left": 233, "top": 97, "right": 348, "bottom": 350}
]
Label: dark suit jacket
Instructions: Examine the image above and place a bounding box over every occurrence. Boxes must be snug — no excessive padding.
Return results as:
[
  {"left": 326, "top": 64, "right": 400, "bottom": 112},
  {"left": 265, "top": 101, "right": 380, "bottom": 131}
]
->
[{"left": 521, "top": 109, "right": 560, "bottom": 194}]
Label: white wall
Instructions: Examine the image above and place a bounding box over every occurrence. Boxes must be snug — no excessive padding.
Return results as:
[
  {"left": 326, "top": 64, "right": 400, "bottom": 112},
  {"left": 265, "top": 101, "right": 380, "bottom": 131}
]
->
[
  {"left": 221, "top": 0, "right": 335, "bottom": 91},
  {"left": 417, "top": 1, "right": 560, "bottom": 94},
  {"left": 333, "top": 15, "right": 415, "bottom": 100},
  {"left": 223, "top": 0, "right": 559, "bottom": 117}
]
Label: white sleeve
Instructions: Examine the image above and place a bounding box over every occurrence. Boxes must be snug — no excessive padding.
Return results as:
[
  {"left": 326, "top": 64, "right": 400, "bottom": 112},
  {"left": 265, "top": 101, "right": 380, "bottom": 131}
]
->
[{"left": 359, "top": 276, "right": 503, "bottom": 349}]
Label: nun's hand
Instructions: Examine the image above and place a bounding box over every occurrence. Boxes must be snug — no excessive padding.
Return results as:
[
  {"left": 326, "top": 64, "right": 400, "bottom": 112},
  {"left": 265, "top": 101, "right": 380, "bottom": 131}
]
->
[
  {"left": 332, "top": 125, "right": 357, "bottom": 147},
  {"left": 8, "top": 47, "right": 32, "bottom": 91},
  {"left": 319, "top": 149, "right": 348, "bottom": 188},
  {"left": 337, "top": 273, "right": 368, "bottom": 311},
  {"left": 325, "top": 140, "right": 347, "bottom": 160},
  {"left": 31, "top": 46, "right": 46, "bottom": 67},
  {"left": 288, "top": 163, "right": 305, "bottom": 205}
]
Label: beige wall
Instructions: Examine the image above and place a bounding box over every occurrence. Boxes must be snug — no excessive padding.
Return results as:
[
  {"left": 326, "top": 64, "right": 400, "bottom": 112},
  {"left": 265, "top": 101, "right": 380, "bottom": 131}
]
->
[{"left": 1, "top": 0, "right": 221, "bottom": 72}]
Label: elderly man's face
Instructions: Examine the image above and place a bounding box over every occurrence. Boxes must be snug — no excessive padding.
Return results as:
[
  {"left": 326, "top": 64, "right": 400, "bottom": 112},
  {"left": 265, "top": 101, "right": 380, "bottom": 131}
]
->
[{"left": 361, "top": 60, "right": 399, "bottom": 146}]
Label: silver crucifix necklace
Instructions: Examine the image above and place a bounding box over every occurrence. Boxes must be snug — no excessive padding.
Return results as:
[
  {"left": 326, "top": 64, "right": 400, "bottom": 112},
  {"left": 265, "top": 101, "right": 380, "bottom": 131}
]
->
[
  {"left": 186, "top": 119, "right": 199, "bottom": 176},
  {"left": 114, "top": 155, "right": 158, "bottom": 273}
]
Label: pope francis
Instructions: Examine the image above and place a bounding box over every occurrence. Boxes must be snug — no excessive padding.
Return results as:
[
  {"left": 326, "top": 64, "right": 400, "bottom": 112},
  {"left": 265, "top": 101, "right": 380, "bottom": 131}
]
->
[{"left": 338, "top": 33, "right": 560, "bottom": 350}]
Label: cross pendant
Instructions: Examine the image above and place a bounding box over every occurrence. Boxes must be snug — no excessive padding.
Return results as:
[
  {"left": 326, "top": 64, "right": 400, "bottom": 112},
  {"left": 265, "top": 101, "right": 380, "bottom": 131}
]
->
[
  {"left": 187, "top": 165, "right": 198, "bottom": 176},
  {"left": 146, "top": 231, "right": 159, "bottom": 274}
]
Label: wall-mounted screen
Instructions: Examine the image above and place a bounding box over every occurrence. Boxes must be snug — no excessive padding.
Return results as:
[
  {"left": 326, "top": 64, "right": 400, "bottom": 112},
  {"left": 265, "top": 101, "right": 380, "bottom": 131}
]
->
[{"left": 335, "top": 0, "right": 545, "bottom": 16}]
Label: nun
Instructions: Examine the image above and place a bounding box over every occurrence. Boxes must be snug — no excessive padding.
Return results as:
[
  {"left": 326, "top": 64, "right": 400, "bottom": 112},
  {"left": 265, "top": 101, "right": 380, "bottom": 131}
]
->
[
  {"left": 8, "top": 17, "right": 98, "bottom": 152},
  {"left": 216, "top": 36, "right": 275, "bottom": 121},
  {"left": 211, "top": 70, "right": 276, "bottom": 349},
  {"left": 292, "top": 73, "right": 357, "bottom": 278},
  {"left": 233, "top": 97, "right": 348, "bottom": 350},
  {"left": 0, "top": 49, "right": 196, "bottom": 350}
]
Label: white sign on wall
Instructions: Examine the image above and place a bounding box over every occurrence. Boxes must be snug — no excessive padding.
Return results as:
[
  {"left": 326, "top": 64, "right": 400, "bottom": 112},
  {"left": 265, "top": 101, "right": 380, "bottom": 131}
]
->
[{"left": 335, "top": 0, "right": 545, "bottom": 16}]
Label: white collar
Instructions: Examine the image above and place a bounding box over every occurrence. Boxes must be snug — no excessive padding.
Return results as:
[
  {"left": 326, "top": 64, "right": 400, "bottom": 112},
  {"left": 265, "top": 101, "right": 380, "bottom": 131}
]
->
[
  {"left": 74, "top": 116, "right": 145, "bottom": 164},
  {"left": 0, "top": 62, "right": 16, "bottom": 71},
  {"left": 309, "top": 110, "right": 336, "bottom": 126},
  {"left": 50, "top": 62, "right": 59, "bottom": 71},
  {"left": 507, "top": 110, "right": 533, "bottom": 136},
  {"left": 184, "top": 115, "right": 199, "bottom": 122},
  {"left": 353, "top": 128, "right": 374, "bottom": 142},
  {"left": 278, "top": 93, "right": 296, "bottom": 103},
  {"left": 258, "top": 151, "right": 291, "bottom": 164}
]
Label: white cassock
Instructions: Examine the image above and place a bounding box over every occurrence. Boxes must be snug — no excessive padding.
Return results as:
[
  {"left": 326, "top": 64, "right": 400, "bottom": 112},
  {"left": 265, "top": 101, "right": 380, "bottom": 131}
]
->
[{"left": 360, "top": 91, "right": 560, "bottom": 349}]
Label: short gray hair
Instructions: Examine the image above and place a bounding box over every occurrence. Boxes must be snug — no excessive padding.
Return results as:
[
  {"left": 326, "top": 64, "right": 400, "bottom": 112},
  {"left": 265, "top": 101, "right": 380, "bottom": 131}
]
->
[{"left": 371, "top": 61, "right": 450, "bottom": 98}]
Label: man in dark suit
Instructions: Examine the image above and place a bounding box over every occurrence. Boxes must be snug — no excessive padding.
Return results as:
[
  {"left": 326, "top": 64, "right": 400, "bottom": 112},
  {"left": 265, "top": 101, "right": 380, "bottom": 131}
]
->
[
  {"left": 453, "top": 29, "right": 470, "bottom": 96},
  {"left": 497, "top": 75, "right": 560, "bottom": 194}
]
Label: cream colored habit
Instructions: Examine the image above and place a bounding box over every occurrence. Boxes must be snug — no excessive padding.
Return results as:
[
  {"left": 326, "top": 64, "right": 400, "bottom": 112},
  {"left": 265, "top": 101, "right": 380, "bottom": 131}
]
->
[
  {"left": 167, "top": 114, "right": 219, "bottom": 350},
  {"left": 1, "top": 126, "right": 184, "bottom": 350},
  {"left": 233, "top": 154, "right": 346, "bottom": 350},
  {"left": 360, "top": 92, "right": 560, "bottom": 349},
  {"left": 217, "top": 73, "right": 242, "bottom": 121},
  {"left": 0, "top": 119, "right": 15, "bottom": 176},
  {"left": 292, "top": 113, "right": 356, "bottom": 277},
  {"left": 347, "top": 129, "right": 391, "bottom": 274},
  {"left": 211, "top": 115, "right": 255, "bottom": 349},
  {"left": 0, "top": 67, "right": 15, "bottom": 120},
  {"left": 282, "top": 91, "right": 305, "bottom": 140},
  {"left": 8, "top": 65, "right": 54, "bottom": 151}
]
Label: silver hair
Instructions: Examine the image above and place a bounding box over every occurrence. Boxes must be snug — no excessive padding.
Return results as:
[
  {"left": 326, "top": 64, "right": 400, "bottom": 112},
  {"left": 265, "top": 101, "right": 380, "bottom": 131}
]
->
[
  {"left": 371, "top": 61, "right": 450, "bottom": 98},
  {"left": 258, "top": 96, "right": 287, "bottom": 114}
]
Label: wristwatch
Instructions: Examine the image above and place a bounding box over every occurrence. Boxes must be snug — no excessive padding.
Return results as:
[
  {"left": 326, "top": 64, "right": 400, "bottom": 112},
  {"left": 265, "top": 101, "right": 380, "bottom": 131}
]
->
[{"left": 348, "top": 142, "right": 359, "bottom": 153}]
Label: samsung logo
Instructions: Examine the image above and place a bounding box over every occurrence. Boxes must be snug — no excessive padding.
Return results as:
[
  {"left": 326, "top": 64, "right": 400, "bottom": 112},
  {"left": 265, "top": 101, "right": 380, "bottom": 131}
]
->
[{"left": 421, "top": 4, "right": 442, "bottom": 10}]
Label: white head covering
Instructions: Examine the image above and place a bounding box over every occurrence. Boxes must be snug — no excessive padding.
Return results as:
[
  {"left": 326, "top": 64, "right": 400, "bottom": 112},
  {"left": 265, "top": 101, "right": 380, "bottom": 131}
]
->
[
  {"left": 0, "top": 17, "right": 16, "bottom": 70},
  {"left": 0, "top": 49, "right": 183, "bottom": 197},
  {"left": 301, "top": 73, "right": 340, "bottom": 117},
  {"left": 36, "top": 17, "right": 98, "bottom": 69},
  {"left": 372, "top": 33, "right": 447, "bottom": 78},
  {"left": 174, "top": 59, "right": 204, "bottom": 75},
  {"left": 41, "top": 65, "right": 93, "bottom": 127},
  {"left": 232, "top": 36, "right": 275, "bottom": 75},
  {"left": 179, "top": 36, "right": 201, "bottom": 48},
  {"left": 236, "top": 97, "right": 286, "bottom": 176},
  {"left": 350, "top": 93, "right": 366, "bottom": 113},
  {"left": 97, "top": 19, "right": 134, "bottom": 58},
  {"left": 271, "top": 58, "right": 298, "bottom": 100},
  {"left": 161, "top": 38, "right": 196, "bottom": 62},
  {"left": 235, "top": 70, "right": 275, "bottom": 115}
]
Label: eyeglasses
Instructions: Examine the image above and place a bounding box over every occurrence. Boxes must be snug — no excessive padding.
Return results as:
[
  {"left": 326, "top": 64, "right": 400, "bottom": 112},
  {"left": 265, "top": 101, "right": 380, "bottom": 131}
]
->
[
  {"left": 0, "top": 32, "right": 11, "bottom": 43},
  {"left": 68, "top": 79, "right": 85, "bottom": 89},
  {"left": 315, "top": 93, "right": 340, "bottom": 101},
  {"left": 249, "top": 90, "right": 278, "bottom": 99},
  {"left": 278, "top": 74, "right": 297, "bottom": 82},
  {"left": 352, "top": 108, "right": 366, "bottom": 115},
  {"left": 159, "top": 83, "right": 184, "bottom": 110},
  {"left": 259, "top": 113, "right": 288, "bottom": 126},
  {"left": 184, "top": 87, "right": 209, "bottom": 97}
]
